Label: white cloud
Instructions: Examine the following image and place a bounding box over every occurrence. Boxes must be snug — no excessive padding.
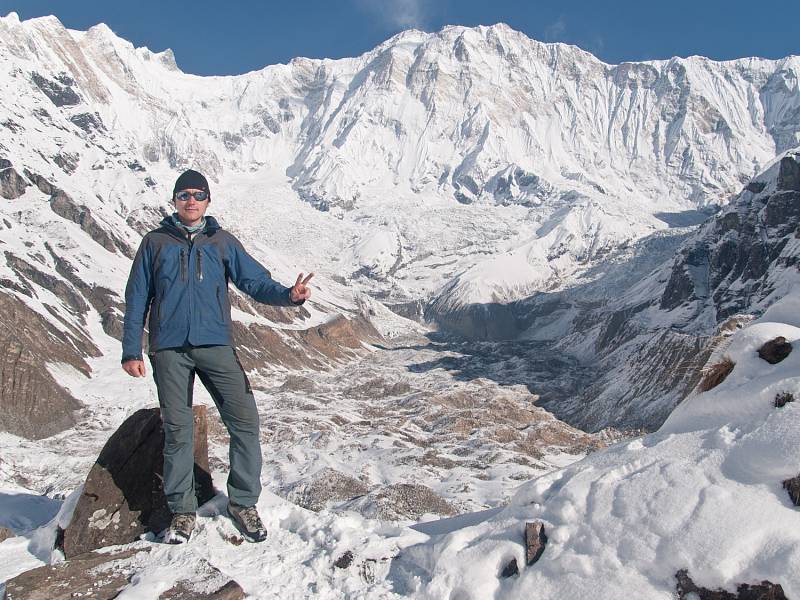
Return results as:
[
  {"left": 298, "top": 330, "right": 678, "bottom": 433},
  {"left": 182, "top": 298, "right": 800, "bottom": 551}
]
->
[
  {"left": 543, "top": 16, "right": 567, "bottom": 42},
  {"left": 354, "top": 0, "right": 430, "bottom": 31}
]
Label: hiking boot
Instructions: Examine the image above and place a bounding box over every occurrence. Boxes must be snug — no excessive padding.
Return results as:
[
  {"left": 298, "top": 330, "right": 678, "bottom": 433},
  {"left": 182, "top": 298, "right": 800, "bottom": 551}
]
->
[
  {"left": 163, "top": 512, "right": 196, "bottom": 544},
  {"left": 227, "top": 502, "right": 267, "bottom": 543}
]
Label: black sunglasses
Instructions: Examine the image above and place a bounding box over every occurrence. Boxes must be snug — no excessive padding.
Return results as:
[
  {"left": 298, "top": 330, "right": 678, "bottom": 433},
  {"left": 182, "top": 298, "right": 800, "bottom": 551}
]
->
[{"left": 175, "top": 190, "right": 208, "bottom": 202}]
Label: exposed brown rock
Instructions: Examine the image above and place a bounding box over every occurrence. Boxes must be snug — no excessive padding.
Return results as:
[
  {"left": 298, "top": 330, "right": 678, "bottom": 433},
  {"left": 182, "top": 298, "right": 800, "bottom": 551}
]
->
[
  {"left": 5, "top": 251, "right": 90, "bottom": 320},
  {"left": 356, "top": 483, "right": 457, "bottom": 520},
  {"left": 757, "top": 337, "right": 792, "bottom": 365},
  {"left": 334, "top": 550, "right": 355, "bottom": 569},
  {"left": 774, "top": 392, "right": 794, "bottom": 408},
  {"left": 233, "top": 314, "right": 381, "bottom": 378},
  {"left": 0, "top": 526, "right": 14, "bottom": 542},
  {"left": 282, "top": 467, "right": 369, "bottom": 512},
  {"left": 783, "top": 474, "right": 800, "bottom": 506},
  {"left": 23, "top": 169, "right": 58, "bottom": 195},
  {"left": 3, "top": 547, "right": 244, "bottom": 600},
  {"left": 675, "top": 568, "right": 787, "bottom": 599},
  {"left": 3, "top": 547, "right": 146, "bottom": 600},
  {"left": 525, "top": 521, "right": 547, "bottom": 565},
  {"left": 500, "top": 558, "right": 519, "bottom": 578},
  {"left": 0, "top": 290, "right": 91, "bottom": 439},
  {"left": 698, "top": 357, "right": 735, "bottom": 392},
  {"left": 49, "top": 189, "right": 132, "bottom": 256},
  {"left": 62, "top": 406, "right": 215, "bottom": 557},
  {"left": 0, "top": 166, "right": 29, "bottom": 199},
  {"left": 162, "top": 577, "right": 246, "bottom": 600},
  {"left": 44, "top": 241, "right": 126, "bottom": 339},
  {"left": 52, "top": 152, "right": 79, "bottom": 175}
]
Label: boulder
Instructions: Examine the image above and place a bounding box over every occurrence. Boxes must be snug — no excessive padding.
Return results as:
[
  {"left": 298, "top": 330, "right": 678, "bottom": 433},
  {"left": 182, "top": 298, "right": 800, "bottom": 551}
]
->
[
  {"left": 62, "top": 406, "right": 215, "bottom": 557},
  {"left": 783, "top": 474, "right": 800, "bottom": 507},
  {"left": 3, "top": 547, "right": 245, "bottom": 600},
  {"left": 162, "top": 575, "right": 246, "bottom": 599},
  {"left": 500, "top": 558, "right": 519, "bottom": 578},
  {"left": 757, "top": 337, "right": 792, "bottom": 365},
  {"left": 3, "top": 547, "right": 146, "bottom": 600},
  {"left": 525, "top": 521, "right": 547, "bottom": 565},
  {"left": 675, "top": 569, "right": 787, "bottom": 599}
]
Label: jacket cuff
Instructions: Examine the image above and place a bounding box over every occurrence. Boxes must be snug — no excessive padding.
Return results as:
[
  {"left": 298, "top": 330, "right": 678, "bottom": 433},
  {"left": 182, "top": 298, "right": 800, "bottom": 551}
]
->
[{"left": 121, "top": 354, "right": 143, "bottom": 364}]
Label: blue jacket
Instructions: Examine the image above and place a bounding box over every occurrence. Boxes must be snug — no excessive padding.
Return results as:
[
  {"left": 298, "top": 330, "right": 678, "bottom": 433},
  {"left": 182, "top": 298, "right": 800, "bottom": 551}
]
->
[{"left": 122, "top": 215, "right": 302, "bottom": 361}]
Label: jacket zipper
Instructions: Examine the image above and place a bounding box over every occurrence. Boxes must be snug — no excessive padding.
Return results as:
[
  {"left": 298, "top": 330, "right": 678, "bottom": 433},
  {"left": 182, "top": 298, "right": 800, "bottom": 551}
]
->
[
  {"left": 180, "top": 249, "right": 187, "bottom": 281},
  {"left": 197, "top": 250, "right": 203, "bottom": 281},
  {"left": 216, "top": 286, "right": 223, "bottom": 317}
]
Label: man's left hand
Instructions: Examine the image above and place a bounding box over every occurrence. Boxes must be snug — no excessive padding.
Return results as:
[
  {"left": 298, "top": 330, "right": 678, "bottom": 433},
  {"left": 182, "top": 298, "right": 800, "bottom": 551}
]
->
[{"left": 290, "top": 272, "right": 314, "bottom": 303}]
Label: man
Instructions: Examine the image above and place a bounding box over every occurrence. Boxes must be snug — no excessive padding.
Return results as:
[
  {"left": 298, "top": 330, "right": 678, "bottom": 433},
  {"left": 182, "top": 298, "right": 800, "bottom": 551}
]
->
[{"left": 122, "top": 169, "right": 313, "bottom": 544}]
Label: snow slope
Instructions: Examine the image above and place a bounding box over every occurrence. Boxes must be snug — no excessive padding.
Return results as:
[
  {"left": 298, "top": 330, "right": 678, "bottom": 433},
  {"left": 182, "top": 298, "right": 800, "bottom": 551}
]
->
[
  {"left": 389, "top": 310, "right": 800, "bottom": 598},
  {"left": 2, "top": 295, "right": 797, "bottom": 599}
]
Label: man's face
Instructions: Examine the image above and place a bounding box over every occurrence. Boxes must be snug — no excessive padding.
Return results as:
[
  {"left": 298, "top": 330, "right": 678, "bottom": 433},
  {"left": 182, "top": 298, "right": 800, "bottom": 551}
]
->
[{"left": 174, "top": 188, "right": 209, "bottom": 226}]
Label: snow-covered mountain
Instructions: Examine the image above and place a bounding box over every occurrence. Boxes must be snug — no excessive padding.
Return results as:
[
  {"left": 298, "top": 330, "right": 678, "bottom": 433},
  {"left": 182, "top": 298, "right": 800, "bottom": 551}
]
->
[{"left": 2, "top": 11, "right": 799, "bottom": 307}]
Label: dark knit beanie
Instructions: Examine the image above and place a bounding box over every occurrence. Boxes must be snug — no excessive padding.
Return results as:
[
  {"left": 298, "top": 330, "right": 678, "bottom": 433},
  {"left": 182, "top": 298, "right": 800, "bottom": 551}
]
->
[{"left": 173, "top": 169, "right": 210, "bottom": 201}]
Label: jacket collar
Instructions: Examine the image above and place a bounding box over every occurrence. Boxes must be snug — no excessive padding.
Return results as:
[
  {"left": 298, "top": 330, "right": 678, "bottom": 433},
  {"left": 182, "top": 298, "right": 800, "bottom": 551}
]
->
[{"left": 159, "top": 215, "right": 221, "bottom": 237}]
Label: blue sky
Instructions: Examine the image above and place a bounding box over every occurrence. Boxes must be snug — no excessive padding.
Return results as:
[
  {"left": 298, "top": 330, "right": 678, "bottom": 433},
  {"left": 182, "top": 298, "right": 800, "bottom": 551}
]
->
[{"left": 3, "top": 0, "right": 797, "bottom": 75}]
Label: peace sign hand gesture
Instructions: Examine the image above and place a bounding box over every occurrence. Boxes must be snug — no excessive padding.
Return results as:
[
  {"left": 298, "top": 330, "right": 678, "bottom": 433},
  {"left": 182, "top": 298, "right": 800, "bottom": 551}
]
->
[{"left": 290, "top": 272, "right": 314, "bottom": 303}]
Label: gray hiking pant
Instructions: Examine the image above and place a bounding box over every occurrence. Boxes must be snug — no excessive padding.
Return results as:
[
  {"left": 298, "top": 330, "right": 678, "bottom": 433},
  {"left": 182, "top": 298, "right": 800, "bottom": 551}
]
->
[{"left": 149, "top": 345, "right": 262, "bottom": 513}]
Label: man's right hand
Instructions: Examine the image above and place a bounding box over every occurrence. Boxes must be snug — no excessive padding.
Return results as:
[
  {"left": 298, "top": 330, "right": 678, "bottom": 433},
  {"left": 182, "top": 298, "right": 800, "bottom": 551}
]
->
[{"left": 122, "top": 359, "right": 147, "bottom": 377}]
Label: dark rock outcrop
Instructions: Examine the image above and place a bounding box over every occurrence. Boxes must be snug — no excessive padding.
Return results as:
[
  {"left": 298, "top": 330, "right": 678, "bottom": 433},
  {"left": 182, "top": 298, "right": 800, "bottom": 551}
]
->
[
  {"left": 3, "top": 547, "right": 146, "bottom": 600},
  {"left": 675, "top": 568, "right": 787, "bottom": 599},
  {"left": 43, "top": 241, "right": 126, "bottom": 339},
  {"left": 49, "top": 190, "right": 128, "bottom": 255},
  {"left": 0, "top": 526, "right": 14, "bottom": 542},
  {"left": 52, "top": 152, "right": 79, "bottom": 174},
  {"left": 774, "top": 392, "right": 794, "bottom": 408},
  {"left": 0, "top": 166, "right": 29, "bottom": 199},
  {"left": 500, "top": 558, "right": 519, "bottom": 578},
  {"left": 0, "top": 290, "right": 91, "bottom": 439},
  {"left": 757, "top": 337, "right": 792, "bottom": 365},
  {"left": 783, "top": 474, "right": 800, "bottom": 506},
  {"left": 334, "top": 550, "right": 355, "bottom": 569},
  {"left": 525, "top": 521, "right": 547, "bottom": 565},
  {"left": 62, "top": 406, "right": 215, "bottom": 557},
  {"left": 3, "top": 547, "right": 245, "bottom": 600},
  {"left": 31, "top": 72, "right": 81, "bottom": 106},
  {"left": 23, "top": 169, "right": 58, "bottom": 195},
  {"left": 69, "top": 112, "right": 105, "bottom": 134}
]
